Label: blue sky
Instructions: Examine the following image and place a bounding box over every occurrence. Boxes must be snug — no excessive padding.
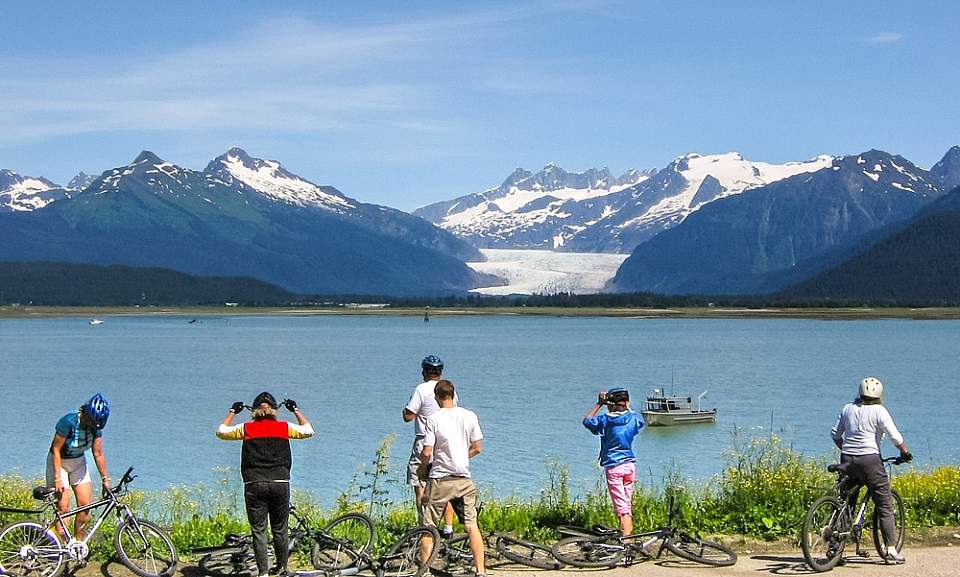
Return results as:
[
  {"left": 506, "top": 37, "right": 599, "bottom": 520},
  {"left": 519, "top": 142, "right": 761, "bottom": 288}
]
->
[{"left": 2, "top": 0, "right": 957, "bottom": 210}]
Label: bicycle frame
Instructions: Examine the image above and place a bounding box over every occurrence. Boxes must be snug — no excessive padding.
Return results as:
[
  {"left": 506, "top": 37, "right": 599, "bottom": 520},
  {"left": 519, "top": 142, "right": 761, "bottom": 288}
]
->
[
  {"left": 830, "top": 459, "right": 897, "bottom": 555},
  {"left": 37, "top": 468, "right": 141, "bottom": 559}
]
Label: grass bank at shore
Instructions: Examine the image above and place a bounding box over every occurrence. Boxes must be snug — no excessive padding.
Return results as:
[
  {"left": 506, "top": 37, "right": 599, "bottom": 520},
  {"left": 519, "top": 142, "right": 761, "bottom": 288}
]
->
[
  {"left": 2, "top": 437, "right": 958, "bottom": 558},
  {"left": 5, "top": 305, "right": 960, "bottom": 320}
]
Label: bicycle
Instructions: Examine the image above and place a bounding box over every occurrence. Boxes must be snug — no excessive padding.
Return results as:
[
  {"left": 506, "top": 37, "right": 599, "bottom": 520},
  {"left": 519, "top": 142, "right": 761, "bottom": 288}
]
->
[
  {"left": 550, "top": 494, "right": 737, "bottom": 568},
  {"left": 196, "top": 506, "right": 374, "bottom": 577},
  {"left": 288, "top": 525, "right": 441, "bottom": 577},
  {"left": 435, "top": 530, "right": 561, "bottom": 573},
  {"left": 0, "top": 466, "right": 178, "bottom": 577},
  {"left": 428, "top": 494, "right": 562, "bottom": 573},
  {"left": 800, "top": 455, "right": 907, "bottom": 572}
]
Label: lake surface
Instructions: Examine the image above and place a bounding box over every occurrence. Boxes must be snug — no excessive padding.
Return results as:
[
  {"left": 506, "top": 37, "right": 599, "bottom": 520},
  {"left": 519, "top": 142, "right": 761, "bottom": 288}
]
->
[{"left": 1, "top": 314, "right": 956, "bottom": 508}]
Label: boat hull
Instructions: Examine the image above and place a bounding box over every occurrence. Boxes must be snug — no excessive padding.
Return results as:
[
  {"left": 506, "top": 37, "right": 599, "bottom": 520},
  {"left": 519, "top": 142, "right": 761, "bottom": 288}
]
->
[{"left": 642, "top": 410, "right": 716, "bottom": 426}]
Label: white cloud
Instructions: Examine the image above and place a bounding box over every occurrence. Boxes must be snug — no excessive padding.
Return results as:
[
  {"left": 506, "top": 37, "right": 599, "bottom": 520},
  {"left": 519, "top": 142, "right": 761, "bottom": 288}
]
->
[
  {"left": 0, "top": 6, "right": 579, "bottom": 147},
  {"left": 865, "top": 32, "right": 904, "bottom": 45}
]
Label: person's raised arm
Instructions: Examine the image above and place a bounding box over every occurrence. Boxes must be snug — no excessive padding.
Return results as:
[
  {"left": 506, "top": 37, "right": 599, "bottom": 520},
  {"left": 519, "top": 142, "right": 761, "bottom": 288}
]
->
[
  {"left": 583, "top": 391, "right": 607, "bottom": 431},
  {"left": 283, "top": 399, "right": 314, "bottom": 438},
  {"left": 217, "top": 402, "right": 246, "bottom": 440}
]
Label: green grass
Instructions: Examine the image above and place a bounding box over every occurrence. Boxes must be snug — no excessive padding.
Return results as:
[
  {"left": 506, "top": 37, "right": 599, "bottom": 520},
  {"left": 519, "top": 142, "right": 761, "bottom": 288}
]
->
[{"left": 2, "top": 437, "right": 957, "bottom": 557}]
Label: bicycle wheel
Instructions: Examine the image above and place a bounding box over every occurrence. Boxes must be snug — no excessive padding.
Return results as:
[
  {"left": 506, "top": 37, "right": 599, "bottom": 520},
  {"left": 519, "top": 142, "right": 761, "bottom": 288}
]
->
[
  {"left": 801, "top": 496, "right": 846, "bottom": 572},
  {"left": 872, "top": 489, "right": 906, "bottom": 559},
  {"left": 495, "top": 534, "right": 563, "bottom": 570},
  {"left": 310, "top": 512, "right": 374, "bottom": 571},
  {"left": 0, "top": 521, "right": 65, "bottom": 577},
  {"left": 199, "top": 547, "right": 275, "bottom": 577},
  {"left": 664, "top": 532, "right": 737, "bottom": 566},
  {"left": 378, "top": 526, "right": 439, "bottom": 577},
  {"left": 550, "top": 535, "right": 624, "bottom": 568},
  {"left": 114, "top": 518, "right": 178, "bottom": 577}
]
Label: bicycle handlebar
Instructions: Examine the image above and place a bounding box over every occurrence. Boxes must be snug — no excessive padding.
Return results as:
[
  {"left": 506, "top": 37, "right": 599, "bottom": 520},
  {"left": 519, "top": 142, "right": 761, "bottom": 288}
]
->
[
  {"left": 235, "top": 399, "right": 298, "bottom": 412},
  {"left": 882, "top": 455, "right": 909, "bottom": 465}
]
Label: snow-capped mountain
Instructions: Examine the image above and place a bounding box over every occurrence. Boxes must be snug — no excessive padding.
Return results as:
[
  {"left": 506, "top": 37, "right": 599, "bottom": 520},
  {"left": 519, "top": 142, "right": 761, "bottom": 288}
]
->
[
  {"left": 205, "top": 147, "right": 355, "bottom": 213},
  {"left": 0, "top": 170, "right": 72, "bottom": 212},
  {"left": 205, "top": 147, "right": 481, "bottom": 262},
  {"left": 0, "top": 150, "right": 490, "bottom": 295},
  {"left": 414, "top": 164, "right": 654, "bottom": 251},
  {"left": 416, "top": 153, "right": 834, "bottom": 253},
  {"left": 66, "top": 172, "right": 96, "bottom": 191},
  {"left": 610, "top": 149, "right": 954, "bottom": 295}
]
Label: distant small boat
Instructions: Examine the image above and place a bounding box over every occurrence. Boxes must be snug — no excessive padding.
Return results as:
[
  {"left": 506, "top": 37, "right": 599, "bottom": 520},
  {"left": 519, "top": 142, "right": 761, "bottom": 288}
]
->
[
  {"left": 641, "top": 389, "right": 716, "bottom": 426},
  {"left": 89, "top": 319, "right": 105, "bottom": 325}
]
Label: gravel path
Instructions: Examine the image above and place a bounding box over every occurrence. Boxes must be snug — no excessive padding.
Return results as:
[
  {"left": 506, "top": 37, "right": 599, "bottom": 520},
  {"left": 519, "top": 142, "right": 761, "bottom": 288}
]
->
[{"left": 67, "top": 545, "right": 960, "bottom": 577}]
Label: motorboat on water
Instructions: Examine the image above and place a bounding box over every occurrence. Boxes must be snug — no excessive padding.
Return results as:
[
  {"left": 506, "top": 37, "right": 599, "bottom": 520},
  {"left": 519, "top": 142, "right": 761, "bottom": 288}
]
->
[
  {"left": 641, "top": 389, "right": 716, "bottom": 426},
  {"left": 89, "top": 319, "right": 105, "bottom": 325}
]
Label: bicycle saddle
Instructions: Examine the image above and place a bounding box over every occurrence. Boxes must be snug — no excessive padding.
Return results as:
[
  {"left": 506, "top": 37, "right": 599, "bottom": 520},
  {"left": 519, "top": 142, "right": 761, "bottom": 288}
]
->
[
  {"left": 32, "top": 486, "right": 56, "bottom": 500},
  {"left": 224, "top": 533, "right": 248, "bottom": 546},
  {"left": 827, "top": 462, "right": 851, "bottom": 474},
  {"left": 592, "top": 524, "right": 621, "bottom": 536}
]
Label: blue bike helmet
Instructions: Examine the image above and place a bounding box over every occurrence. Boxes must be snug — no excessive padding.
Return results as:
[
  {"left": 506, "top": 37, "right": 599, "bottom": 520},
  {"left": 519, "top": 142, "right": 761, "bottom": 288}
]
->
[
  {"left": 83, "top": 393, "right": 110, "bottom": 429},
  {"left": 421, "top": 355, "right": 444, "bottom": 373}
]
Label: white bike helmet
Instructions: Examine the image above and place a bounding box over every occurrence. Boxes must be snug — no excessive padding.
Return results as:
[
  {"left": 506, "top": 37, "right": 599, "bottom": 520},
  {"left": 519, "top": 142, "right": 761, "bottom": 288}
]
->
[{"left": 859, "top": 377, "right": 883, "bottom": 400}]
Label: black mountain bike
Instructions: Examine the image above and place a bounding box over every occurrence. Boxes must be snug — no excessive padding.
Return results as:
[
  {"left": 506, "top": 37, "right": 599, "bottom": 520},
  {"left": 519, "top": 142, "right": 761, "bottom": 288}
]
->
[
  {"left": 196, "top": 507, "right": 374, "bottom": 577},
  {"left": 0, "top": 467, "right": 177, "bottom": 577},
  {"left": 801, "top": 455, "right": 906, "bottom": 572},
  {"left": 551, "top": 494, "right": 737, "bottom": 568}
]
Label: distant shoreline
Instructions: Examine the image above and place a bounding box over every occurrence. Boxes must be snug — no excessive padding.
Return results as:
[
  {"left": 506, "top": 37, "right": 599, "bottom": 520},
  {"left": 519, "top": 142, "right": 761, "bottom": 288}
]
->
[{"left": 4, "top": 305, "right": 960, "bottom": 320}]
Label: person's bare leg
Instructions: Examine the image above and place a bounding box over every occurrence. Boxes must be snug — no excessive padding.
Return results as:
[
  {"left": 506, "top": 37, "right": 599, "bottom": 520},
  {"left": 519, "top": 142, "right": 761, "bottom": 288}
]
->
[
  {"left": 55, "top": 486, "right": 72, "bottom": 540},
  {"left": 619, "top": 513, "right": 633, "bottom": 536},
  {"left": 420, "top": 532, "right": 433, "bottom": 565},
  {"left": 72, "top": 482, "right": 93, "bottom": 539},
  {"left": 465, "top": 525, "right": 485, "bottom": 575},
  {"left": 443, "top": 502, "right": 455, "bottom": 533}
]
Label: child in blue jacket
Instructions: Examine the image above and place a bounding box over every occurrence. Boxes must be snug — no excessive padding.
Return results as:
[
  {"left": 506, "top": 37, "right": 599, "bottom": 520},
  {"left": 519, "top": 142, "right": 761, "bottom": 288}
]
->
[{"left": 583, "top": 388, "right": 644, "bottom": 535}]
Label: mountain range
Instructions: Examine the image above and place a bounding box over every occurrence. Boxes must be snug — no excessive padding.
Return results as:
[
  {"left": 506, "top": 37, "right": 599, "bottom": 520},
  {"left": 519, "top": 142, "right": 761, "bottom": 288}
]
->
[
  {"left": 415, "top": 153, "right": 834, "bottom": 253},
  {"left": 5, "top": 144, "right": 959, "bottom": 301},
  {"left": 0, "top": 149, "right": 492, "bottom": 295},
  {"left": 610, "top": 147, "right": 960, "bottom": 295},
  {"left": 777, "top": 186, "right": 960, "bottom": 303}
]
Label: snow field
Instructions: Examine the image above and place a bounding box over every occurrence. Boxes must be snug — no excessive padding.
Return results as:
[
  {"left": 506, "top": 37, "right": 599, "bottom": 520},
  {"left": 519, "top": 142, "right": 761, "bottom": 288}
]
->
[{"left": 466, "top": 248, "right": 627, "bottom": 295}]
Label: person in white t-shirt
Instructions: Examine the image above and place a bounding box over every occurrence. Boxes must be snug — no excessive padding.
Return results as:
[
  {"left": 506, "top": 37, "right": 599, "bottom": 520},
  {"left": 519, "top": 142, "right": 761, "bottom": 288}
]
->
[
  {"left": 831, "top": 377, "right": 912, "bottom": 564},
  {"left": 418, "top": 380, "right": 485, "bottom": 577},
  {"left": 402, "top": 355, "right": 458, "bottom": 535}
]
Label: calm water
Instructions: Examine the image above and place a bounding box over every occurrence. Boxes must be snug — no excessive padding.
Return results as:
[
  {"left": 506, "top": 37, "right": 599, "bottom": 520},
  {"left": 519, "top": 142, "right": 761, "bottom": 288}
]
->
[{"left": 1, "top": 314, "right": 957, "bottom": 507}]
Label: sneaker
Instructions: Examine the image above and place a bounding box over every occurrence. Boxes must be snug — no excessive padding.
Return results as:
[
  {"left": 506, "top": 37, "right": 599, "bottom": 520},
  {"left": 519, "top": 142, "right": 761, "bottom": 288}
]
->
[{"left": 884, "top": 547, "right": 905, "bottom": 564}]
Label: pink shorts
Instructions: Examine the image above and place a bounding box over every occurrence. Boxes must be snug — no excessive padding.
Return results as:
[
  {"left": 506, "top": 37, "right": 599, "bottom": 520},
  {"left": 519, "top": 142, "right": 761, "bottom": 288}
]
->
[{"left": 604, "top": 462, "right": 636, "bottom": 517}]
